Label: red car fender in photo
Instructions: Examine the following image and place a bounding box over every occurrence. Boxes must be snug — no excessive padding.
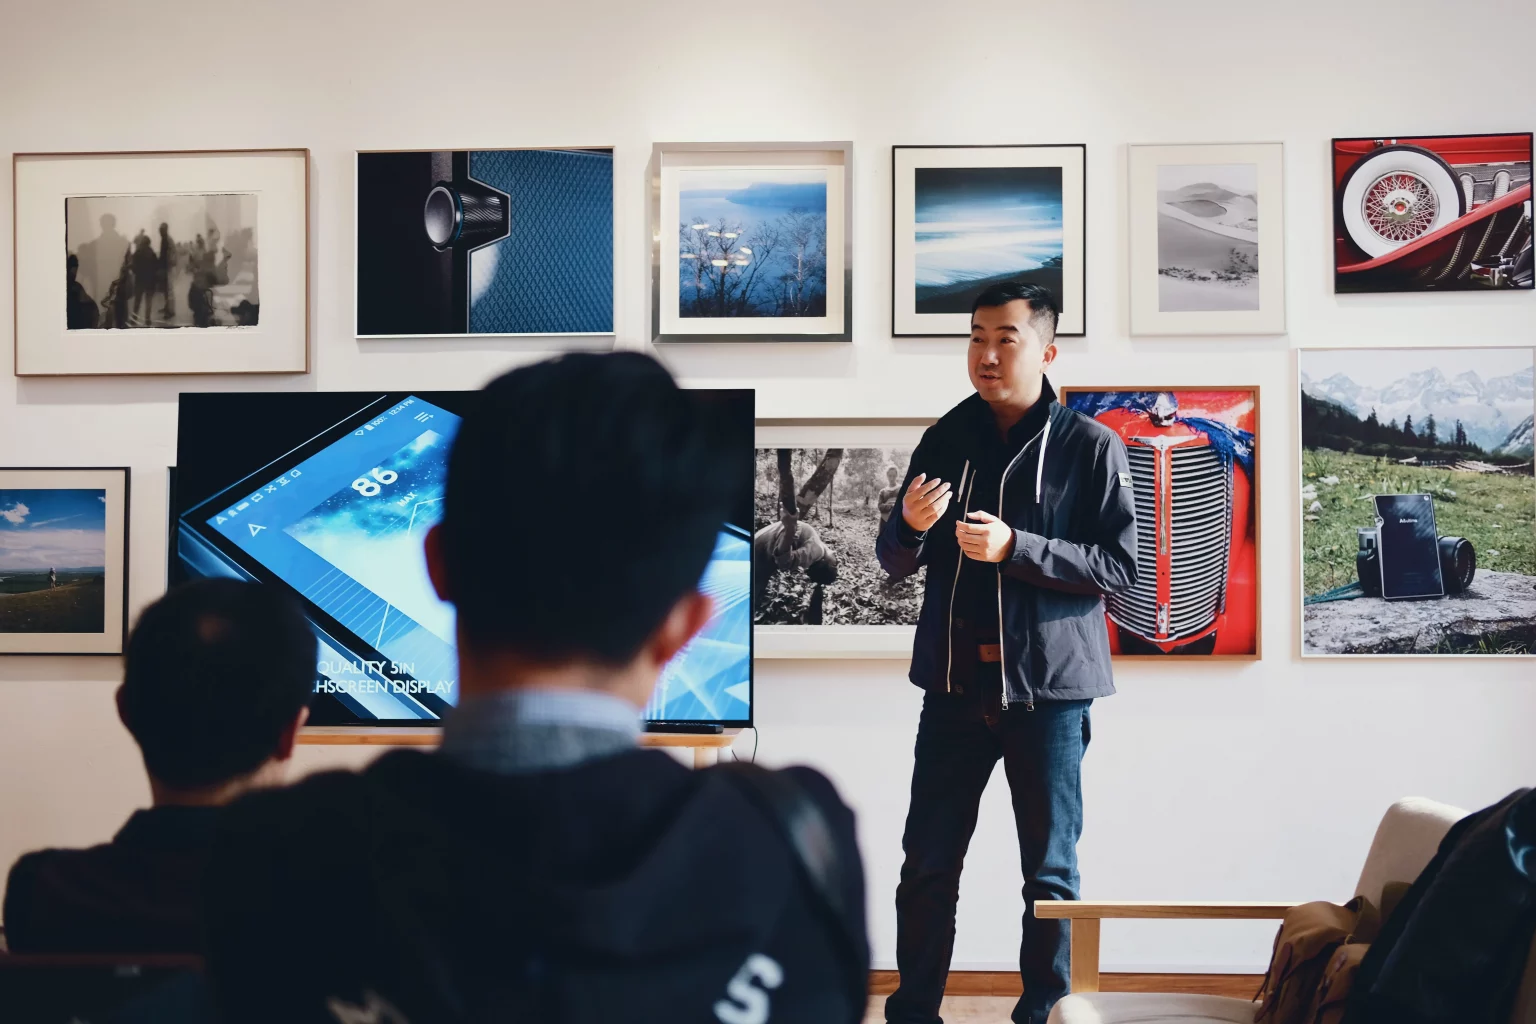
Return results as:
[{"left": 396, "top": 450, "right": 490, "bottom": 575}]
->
[{"left": 1338, "top": 184, "right": 1532, "bottom": 274}]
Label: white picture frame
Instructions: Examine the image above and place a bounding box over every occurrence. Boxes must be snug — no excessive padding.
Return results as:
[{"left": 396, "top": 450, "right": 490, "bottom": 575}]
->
[
  {"left": 1128, "top": 142, "right": 1286, "bottom": 336},
  {"left": 893, "top": 144, "right": 1086, "bottom": 337},
  {"left": 650, "top": 142, "right": 852, "bottom": 343},
  {"left": 754, "top": 418, "right": 934, "bottom": 659},
  {"left": 13, "top": 149, "right": 309, "bottom": 376}
]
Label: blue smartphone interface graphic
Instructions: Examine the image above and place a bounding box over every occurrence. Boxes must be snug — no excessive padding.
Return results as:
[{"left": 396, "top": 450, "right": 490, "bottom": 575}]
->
[{"left": 182, "top": 394, "right": 750, "bottom": 725}]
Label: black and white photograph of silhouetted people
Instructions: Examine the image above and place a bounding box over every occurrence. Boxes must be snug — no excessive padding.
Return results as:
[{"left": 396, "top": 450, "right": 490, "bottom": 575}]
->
[{"left": 66, "top": 194, "right": 260, "bottom": 330}]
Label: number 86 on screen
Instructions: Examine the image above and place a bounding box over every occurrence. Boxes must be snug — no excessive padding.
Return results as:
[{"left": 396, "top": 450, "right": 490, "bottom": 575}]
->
[{"left": 351, "top": 467, "right": 399, "bottom": 497}]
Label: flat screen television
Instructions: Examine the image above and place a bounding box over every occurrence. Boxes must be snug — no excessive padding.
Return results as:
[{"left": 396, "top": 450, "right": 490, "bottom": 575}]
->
[{"left": 173, "top": 389, "right": 754, "bottom": 729}]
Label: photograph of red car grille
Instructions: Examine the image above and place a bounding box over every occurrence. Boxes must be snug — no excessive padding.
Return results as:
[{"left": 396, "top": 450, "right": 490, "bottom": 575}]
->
[
  {"left": 1062, "top": 388, "right": 1259, "bottom": 658},
  {"left": 1332, "top": 133, "right": 1533, "bottom": 293}
]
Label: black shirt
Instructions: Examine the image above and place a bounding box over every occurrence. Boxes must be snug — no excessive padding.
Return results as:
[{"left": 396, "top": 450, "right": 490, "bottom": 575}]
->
[
  {"left": 952, "top": 397, "right": 1054, "bottom": 654},
  {"left": 3, "top": 805, "right": 222, "bottom": 953}
]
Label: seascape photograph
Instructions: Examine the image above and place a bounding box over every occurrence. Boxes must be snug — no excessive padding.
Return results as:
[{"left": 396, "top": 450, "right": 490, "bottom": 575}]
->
[{"left": 912, "top": 165, "right": 1063, "bottom": 315}]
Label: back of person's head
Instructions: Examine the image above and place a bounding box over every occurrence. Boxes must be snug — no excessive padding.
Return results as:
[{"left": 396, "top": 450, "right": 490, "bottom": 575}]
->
[
  {"left": 971, "top": 280, "right": 1060, "bottom": 346},
  {"left": 437, "top": 352, "right": 741, "bottom": 664},
  {"left": 120, "top": 579, "right": 315, "bottom": 790}
]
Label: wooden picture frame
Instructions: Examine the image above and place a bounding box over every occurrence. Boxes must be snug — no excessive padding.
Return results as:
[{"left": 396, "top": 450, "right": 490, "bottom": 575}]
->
[
  {"left": 1058, "top": 387, "right": 1262, "bottom": 661},
  {"left": 1297, "top": 346, "right": 1535, "bottom": 657},
  {"left": 0, "top": 467, "right": 131, "bottom": 655}
]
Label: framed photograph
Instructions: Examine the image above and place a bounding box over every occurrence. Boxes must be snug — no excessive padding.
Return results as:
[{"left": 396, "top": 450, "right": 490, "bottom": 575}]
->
[
  {"left": 0, "top": 468, "right": 129, "bottom": 655},
  {"left": 1299, "top": 347, "right": 1535, "bottom": 656},
  {"left": 13, "top": 149, "right": 308, "bottom": 376},
  {"left": 355, "top": 148, "right": 614, "bottom": 337},
  {"left": 650, "top": 142, "right": 851, "bottom": 343},
  {"left": 1331, "top": 133, "right": 1532, "bottom": 293},
  {"left": 1128, "top": 142, "right": 1286, "bottom": 335},
  {"left": 1060, "top": 387, "right": 1261, "bottom": 659},
  {"left": 754, "top": 418, "right": 934, "bottom": 657},
  {"left": 892, "top": 144, "right": 1085, "bottom": 337}
]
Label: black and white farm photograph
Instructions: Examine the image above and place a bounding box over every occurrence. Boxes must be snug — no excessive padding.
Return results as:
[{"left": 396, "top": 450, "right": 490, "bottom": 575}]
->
[
  {"left": 754, "top": 447, "right": 926, "bottom": 626},
  {"left": 65, "top": 193, "right": 259, "bottom": 330},
  {"left": 1156, "top": 162, "right": 1260, "bottom": 312}
]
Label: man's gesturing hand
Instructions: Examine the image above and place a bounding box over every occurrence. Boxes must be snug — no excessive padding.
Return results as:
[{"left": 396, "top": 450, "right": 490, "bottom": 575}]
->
[
  {"left": 901, "top": 474, "right": 951, "bottom": 533},
  {"left": 956, "top": 511, "right": 1015, "bottom": 562}
]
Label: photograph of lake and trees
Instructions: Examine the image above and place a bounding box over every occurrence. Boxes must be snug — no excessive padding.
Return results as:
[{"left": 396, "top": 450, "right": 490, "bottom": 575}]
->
[{"left": 677, "top": 168, "right": 828, "bottom": 319}]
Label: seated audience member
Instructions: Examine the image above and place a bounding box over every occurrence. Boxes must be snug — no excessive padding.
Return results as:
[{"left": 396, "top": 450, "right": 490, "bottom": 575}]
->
[
  {"left": 204, "top": 353, "right": 870, "bottom": 1024},
  {"left": 2, "top": 580, "right": 315, "bottom": 953}
]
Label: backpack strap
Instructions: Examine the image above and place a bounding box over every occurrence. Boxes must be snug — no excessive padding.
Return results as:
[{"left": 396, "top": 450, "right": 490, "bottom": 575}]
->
[{"left": 715, "top": 762, "right": 868, "bottom": 1019}]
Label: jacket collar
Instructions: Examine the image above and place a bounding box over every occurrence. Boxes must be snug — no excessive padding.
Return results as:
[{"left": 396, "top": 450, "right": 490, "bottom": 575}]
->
[{"left": 968, "top": 375, "right": 1058, "bottom": 444}]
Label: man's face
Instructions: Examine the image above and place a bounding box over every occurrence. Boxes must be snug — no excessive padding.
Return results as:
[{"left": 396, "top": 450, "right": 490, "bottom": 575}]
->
[
  {"left": 887, "top": 467, "right": 898, "bottom": 484},
  {"left": 968, "top": 299, "right": 1056, "bottom": 405}
]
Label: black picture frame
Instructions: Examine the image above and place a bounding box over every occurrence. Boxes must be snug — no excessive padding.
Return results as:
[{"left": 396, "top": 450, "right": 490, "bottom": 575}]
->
[{"left": 891, "top": 143, "right": 1087, "bottom": 338}]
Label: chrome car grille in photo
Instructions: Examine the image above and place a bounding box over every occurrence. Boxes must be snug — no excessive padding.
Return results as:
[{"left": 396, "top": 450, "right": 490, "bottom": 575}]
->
[{"left": 1107, "top": 441, "right": 1233, "bottom": 643}]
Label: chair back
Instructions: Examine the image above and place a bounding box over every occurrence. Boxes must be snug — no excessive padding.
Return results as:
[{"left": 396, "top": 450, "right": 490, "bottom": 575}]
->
[
  {"left": 1351, "top": 797, "right": 1536, "bottom": 1024},
  {"left": 1352, "top": 796, "right": 1464, "bottom": 909}
]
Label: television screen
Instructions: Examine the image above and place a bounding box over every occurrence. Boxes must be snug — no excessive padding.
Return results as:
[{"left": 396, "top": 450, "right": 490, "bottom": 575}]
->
[{"left": 173, "top": 389, "right": 753, "bottom": 728}]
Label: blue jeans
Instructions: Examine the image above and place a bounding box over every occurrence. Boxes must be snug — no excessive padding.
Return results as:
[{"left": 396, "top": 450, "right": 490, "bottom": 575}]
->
[{"left": 886, "top": 670, "right": 1091, "bottom": 1024}]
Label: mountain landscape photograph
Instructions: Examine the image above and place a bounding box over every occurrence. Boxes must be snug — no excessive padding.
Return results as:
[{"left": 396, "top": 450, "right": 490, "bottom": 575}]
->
[
  {"left": 1156, "top": 163, "right": 1259, "bottom": 312},
  {"left": 1299, "top": 347, "right": 1535, "bottom": 656}
]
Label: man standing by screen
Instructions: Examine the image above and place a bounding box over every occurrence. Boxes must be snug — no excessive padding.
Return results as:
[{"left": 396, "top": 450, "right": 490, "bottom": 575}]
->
[{"left": 877, "top": 282, "right": 1138, "bottom": 1024}]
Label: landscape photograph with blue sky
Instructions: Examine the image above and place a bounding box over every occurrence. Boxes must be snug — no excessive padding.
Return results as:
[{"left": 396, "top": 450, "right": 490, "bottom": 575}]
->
[
  {"left": 913, "top": 165, "right": 1063, "bottom": 313},
  {"left": 0, "top": 488, "right": 107, "bottom": 634},
  {"left": 678, "top": 167, "right": 828, "bottom": 319}
]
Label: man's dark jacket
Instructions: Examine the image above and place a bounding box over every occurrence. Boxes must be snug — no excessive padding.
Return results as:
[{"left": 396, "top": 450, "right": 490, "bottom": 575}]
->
[
  {"left": 2, "top": 805, "right": 219, "bottom": 953},
  {"left": 203, "top": 748, "right": 868, "bottom": 1024},
  {"left": 876, "top": 380, "right": 1139, "bottom": 706}
]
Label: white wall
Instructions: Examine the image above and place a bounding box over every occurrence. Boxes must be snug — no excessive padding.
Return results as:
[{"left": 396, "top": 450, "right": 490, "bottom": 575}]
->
[{"left": 2, "top": 0, "right": 1534, "bottom": 974}]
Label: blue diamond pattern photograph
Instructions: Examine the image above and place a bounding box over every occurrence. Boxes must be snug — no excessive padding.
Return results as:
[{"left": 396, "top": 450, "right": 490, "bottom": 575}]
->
[{"left": 357, "top": 148, "right": 613, "bottom": 337}]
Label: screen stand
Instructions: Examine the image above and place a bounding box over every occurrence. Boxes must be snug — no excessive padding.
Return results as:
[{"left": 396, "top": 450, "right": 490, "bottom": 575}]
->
[{"left": 644, "top": 722, "right": 724, "bottom": 735}]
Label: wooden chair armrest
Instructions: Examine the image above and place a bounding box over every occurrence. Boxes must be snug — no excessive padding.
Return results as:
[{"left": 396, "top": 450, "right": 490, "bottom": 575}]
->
[
  {"left": 1037, "top": 902, "right": 1295, "bottom": 996},
  {"left": 1034, "top": 901, "right": 1299, "bottom": 921}
]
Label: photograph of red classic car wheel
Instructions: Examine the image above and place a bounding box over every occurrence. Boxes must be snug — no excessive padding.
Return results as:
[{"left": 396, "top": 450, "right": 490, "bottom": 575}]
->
[
  {"left": 1333, "top": 133, "right": 1533, "bottom": 293},
  {"left": 1061, "top": 388, "right": 1259, "bottom": 658}
]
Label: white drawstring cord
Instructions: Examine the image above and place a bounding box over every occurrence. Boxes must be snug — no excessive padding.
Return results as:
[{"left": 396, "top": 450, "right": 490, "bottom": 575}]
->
[{"left": 1034, "top": 417, "right": 1052, "bottom": 503}]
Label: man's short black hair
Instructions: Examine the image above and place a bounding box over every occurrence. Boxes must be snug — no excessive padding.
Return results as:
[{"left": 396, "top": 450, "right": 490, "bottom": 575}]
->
[
  {"left": 970, "top": 280, "right": 1060, "bottom": 345},
  {"left": 442, "top": 352, "right": 742, "bottom": 664},
  {"left": 121, "top": 579, "right": 315, "bottom": 789}
]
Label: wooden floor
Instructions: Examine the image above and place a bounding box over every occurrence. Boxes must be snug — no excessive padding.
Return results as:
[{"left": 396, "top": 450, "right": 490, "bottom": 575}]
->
[
  {"left": 864, "top": 995, "right": 1019, "bottom": 1022},
  {"left": 863, "top": 973, "right": 1261, "bottom": 1022}
]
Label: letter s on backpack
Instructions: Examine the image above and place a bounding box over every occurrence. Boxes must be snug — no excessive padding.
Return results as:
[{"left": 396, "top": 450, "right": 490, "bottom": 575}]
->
[{"left": 713, "top": 953, "right": 785, "bottom": 1024}]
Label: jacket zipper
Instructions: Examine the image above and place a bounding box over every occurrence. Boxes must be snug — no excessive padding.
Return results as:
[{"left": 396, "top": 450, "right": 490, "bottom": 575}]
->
[
  {"left": 997, "top": 415, "right": 1052, "bottom": 711},
  {"left": 944, "top": 461, "right": 973, "bottom": 693}
]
